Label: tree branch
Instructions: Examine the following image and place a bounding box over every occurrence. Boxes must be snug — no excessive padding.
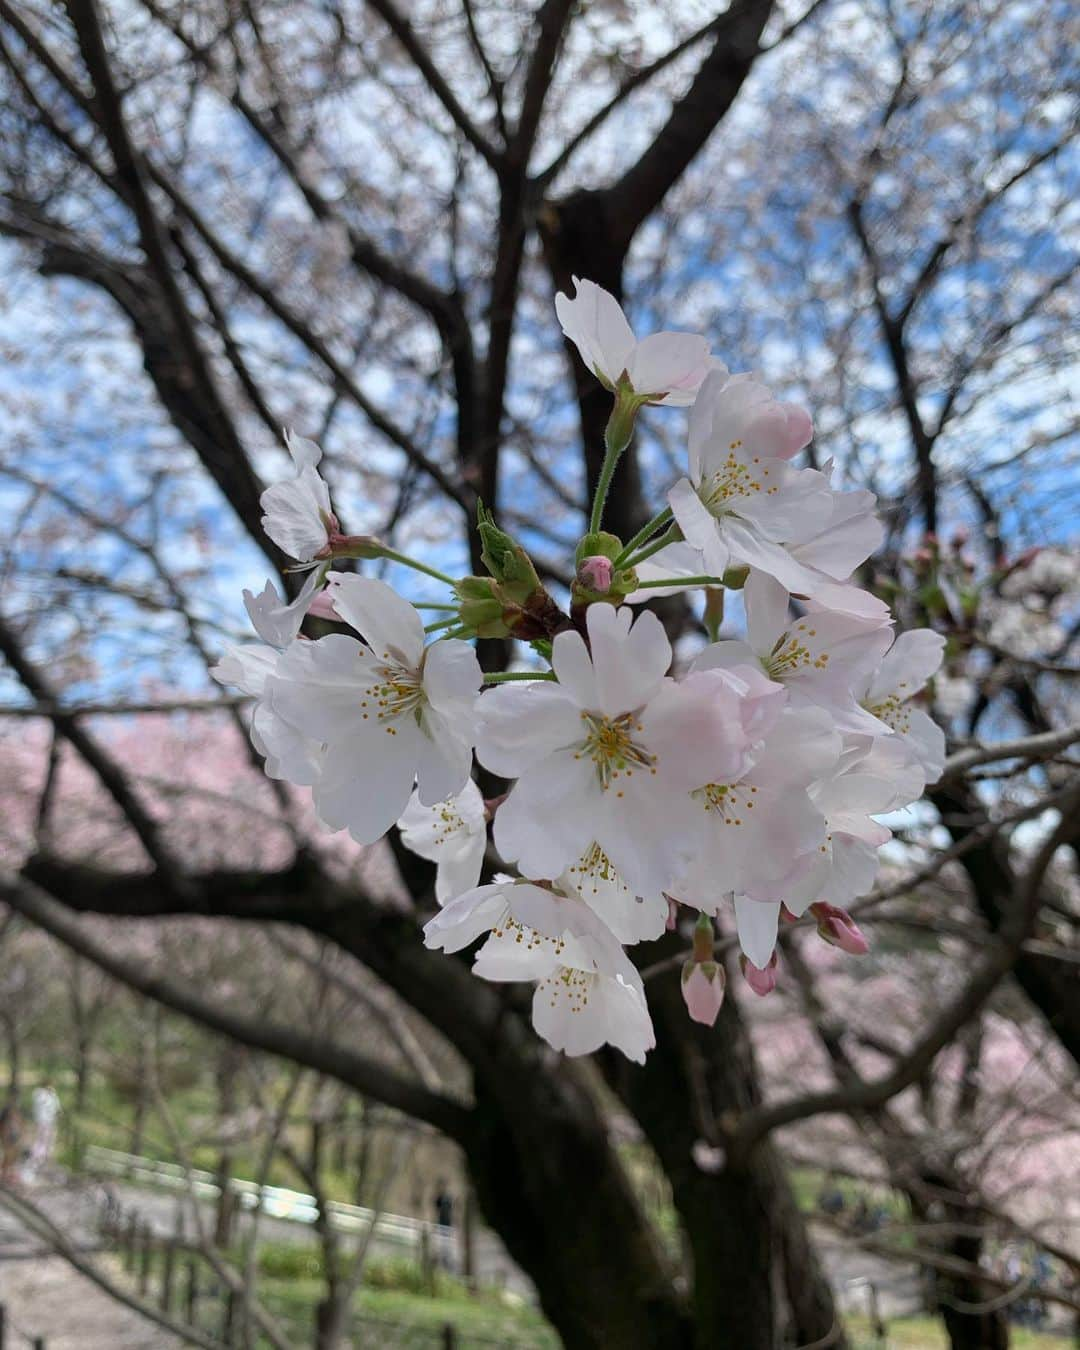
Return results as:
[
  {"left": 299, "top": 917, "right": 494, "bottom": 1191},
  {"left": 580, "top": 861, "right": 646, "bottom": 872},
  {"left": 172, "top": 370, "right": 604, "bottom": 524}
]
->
[
  {"left": 1, "top": 873, "right": 473, "bottom": 1141},
  {"left": 726, "top": 783, "right": 1080, "bottom": 1160}
]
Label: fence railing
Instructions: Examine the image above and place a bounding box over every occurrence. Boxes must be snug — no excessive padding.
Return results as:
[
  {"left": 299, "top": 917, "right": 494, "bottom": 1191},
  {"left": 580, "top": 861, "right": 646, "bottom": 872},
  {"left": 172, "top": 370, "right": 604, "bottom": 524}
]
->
[
  {"left": 83, "top": 1144, "right": 444, "bottom": 1251},
  {"left": 94, "top": 1184, "right": 518, "bottom": 1348}
]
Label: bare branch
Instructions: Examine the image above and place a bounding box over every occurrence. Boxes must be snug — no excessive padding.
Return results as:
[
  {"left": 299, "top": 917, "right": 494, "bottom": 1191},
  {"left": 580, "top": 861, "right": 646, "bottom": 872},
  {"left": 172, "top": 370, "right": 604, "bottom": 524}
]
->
[{"left": 1, "top": 873, "right": 474, "bottom": 1140}]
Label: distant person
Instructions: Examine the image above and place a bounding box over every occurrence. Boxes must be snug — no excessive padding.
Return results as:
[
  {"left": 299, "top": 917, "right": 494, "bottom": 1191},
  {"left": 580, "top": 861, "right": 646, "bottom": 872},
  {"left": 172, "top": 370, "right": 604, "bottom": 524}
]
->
[
  {"left": 818, "top": 1177, "right": 845, "bottom": 1216},
  {"left": 434, "top": 1182, "right": 454, "bottom": 1229},
  {"left": 0, "top": 1101, "right": 25, "bottom": 1185},
  {"left": 28, "top": 1083, "right": 61, "bottom": 1179}
]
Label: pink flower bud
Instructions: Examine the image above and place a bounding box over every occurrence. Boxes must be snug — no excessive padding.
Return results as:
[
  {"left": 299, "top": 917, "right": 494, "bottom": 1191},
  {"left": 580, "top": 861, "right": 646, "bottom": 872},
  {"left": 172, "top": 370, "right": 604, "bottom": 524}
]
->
[
  {"left": 577, "top": 555, "right": 613, "bottom": 593},
  {"left": 810, "top": 902, "right": 869, "bottom": 956},
  {"left": 740, "top": 953, "right": 778, "bottom": 997},
  {"left": 681, "top": 961, "right": 726, "bottom": 1026}
]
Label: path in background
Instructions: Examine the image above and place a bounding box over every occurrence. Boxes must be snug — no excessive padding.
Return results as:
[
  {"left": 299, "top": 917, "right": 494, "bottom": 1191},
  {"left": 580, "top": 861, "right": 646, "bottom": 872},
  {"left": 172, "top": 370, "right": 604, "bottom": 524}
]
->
[{"left": 0, "top": 1203, "right": 183, "bottom": 1350}]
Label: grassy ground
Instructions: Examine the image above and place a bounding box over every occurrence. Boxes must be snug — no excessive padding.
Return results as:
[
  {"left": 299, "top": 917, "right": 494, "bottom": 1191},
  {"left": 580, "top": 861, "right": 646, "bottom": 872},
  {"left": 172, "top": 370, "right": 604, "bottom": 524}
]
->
[
  {"left": 262, "top": 1280, "right": 558, "bottom": 1348},
  {"left": 846, "top": 1314, "right": 1069, "bottom": 1348}
]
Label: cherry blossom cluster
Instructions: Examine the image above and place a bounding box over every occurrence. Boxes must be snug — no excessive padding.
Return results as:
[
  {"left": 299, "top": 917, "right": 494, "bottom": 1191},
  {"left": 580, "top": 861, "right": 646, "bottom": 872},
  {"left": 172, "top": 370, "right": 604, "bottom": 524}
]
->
[{"left": 214, "top": 278, "right": 945, "bottom": 1063}]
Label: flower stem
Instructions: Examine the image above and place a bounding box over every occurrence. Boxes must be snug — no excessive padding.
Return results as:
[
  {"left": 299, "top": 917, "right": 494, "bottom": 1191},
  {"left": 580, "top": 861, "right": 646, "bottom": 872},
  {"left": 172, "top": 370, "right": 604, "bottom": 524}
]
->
[
  {"left": 588, "top": 395, "right": 640, "bottom": 535},
  {"left": 633, "top": 574, "right": 725, "bottom": 590},
  {"left": 415, "top": 602, "right": 458, "bottom": 611},
  {"left": 380, "top": 547, "right": 456, "bottom": 587},
  {"left": 613, "top": 507, "right": 673, "bottom": 569},
  {"left": 482, "top": 670, "right": 557, "bottom": 683},
  {"left": 622, "top": 524, "right": 681, "bottom": 569},
  {"left": 424, "top": 617, "right": 459, "bottom": 634}
]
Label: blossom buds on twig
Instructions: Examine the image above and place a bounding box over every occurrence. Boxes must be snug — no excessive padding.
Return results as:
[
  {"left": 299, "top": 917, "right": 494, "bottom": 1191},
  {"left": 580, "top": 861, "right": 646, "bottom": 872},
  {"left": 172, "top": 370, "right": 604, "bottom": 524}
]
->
[
  {"left": 809, "top": 902, "right": 869, "bottom": 955},
  {"left": 681, "top": 913, "right": 726, "bottom": 1026}
]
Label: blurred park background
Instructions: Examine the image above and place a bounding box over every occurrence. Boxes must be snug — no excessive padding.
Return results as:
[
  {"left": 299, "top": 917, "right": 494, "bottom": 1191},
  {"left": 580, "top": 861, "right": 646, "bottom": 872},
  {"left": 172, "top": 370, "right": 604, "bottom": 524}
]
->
[{"left": 0, "top": 1, "right": 1077, "bottom": 1347}]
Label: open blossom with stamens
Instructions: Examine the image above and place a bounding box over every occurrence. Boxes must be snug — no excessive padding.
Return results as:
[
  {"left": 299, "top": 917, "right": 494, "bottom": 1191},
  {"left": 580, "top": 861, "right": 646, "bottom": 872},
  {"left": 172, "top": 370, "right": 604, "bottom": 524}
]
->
[
  {"left": 555, "top": 277, "right": 725, "bottom": 405},
  {"left": 260, "top": 430, "right": 337, "bottom": 564},
  {"left": 561, "top": 844, "right": 669, "bottom": 943},
  {"left": 692, "top": 571, "right": 892, "bottom": 734},
  {"left": 266, "top": 575, "right": 481, "bottom": 844},
  {"left": 476, "top": 604, "right": 768, "bottom": 898},
  {"left": 397, "top": 779, "right": 487, "bottom": 904},
  {"left": 675, "top": 706, "right": 838, "bottom": 914},
  {"left": 651, "top": 370, "right": 840, "bottom": 595},
  {"left": 424, "top": 876, "right": 654, "bottom": 1062},
  {"left": 857, "top": 629, "right": 947, "bottom": 782}
]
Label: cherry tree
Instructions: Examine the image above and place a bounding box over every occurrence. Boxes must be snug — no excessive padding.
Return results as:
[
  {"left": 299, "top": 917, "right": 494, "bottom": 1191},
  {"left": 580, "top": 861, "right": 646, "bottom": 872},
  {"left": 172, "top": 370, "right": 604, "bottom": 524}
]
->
[{"left": 1, "top": 2, "right": 1077, "bottom": 1348}]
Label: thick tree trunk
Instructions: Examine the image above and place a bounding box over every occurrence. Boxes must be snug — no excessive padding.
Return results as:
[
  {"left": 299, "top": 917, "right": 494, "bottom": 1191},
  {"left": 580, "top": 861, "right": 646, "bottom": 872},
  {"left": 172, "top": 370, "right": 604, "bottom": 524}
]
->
[
  {"left": 464, "top": 1065, "right": 692, "bottom": 1350},
  {"left": 609, "top": 940, "right": 847, "bottom": 1350}
]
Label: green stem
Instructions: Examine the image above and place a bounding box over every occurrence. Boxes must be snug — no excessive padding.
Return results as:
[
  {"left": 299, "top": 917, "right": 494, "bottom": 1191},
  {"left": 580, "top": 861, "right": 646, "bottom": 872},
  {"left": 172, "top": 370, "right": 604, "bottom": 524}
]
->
[
  {"left": 424, "top": 617, "right": 459, "bottom": 634},
  {"left": 623, "top": 524, "right": 681, "bottom": 569},
  {"left": 613, "top": 507, "right": 673, "bottom": 569},
  {"left": 633, "top": 575, "right": 725, "bottom": 590},
  {"left": 380, "top": 547, "right": 456, "bottom": 587},
  {"left": 415, "top": 602, "right": 458, "bottom": 611},
  {"left": 482, "top": 670, "right": 557, "bottom": 683},
  {"left": 588, "top": 397, "right": 640, "bottom": 535}
]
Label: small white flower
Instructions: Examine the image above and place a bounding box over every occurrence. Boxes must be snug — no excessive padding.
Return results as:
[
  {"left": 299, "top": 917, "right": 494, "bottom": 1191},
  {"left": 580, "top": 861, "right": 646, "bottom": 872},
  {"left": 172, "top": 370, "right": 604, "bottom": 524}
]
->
[
  {"left": 267, "top": 575, "right": 482, "bottom": 844},
  {"left": 692, "top": 570, "right": 892, "bottom": 734},
  {"left": 555, "top": 277, "right": 725, "bottom": 405},
  {"left": 784, "top": 461, "right": 883, "bottom": 586},
  {"left": 809, "top": 736, "right": 925, "bottom": 906},
  {"left": 859, "top": 629, "right": 947, "bottom": 782},
  {"left": 260, "top": 430, "right": 336, "bottom": 564},
  {"left": 424, "top": 877, "right": 655, "bottom": 1062},
  {"left": 675, "top": 706, "right": 838, "bottom": 917},
  {"left": 656, "top": 371, "right": 838, "bottom": 595},
  {"left": 560, "top": 844, "right": 669, "bottom": 944},
  {"left": 398, "top": 780, "right": 487, "bottom": 904}
]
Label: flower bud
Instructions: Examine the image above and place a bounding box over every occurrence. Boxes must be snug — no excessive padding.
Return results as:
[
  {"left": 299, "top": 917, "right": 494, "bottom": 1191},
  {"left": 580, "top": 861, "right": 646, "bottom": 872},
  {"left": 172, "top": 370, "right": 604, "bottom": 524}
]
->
[
  {"left": 740, "top": 952, "right": 778, "bottom": 997},
  {"left": 681, "top": 960, "right": 726, "bottom": 1026},
  {"left": 454, "top": 576, "right": 511, "bottom": 638},
  {"left": 576, "top": 555, "right": 613, "bottom": 594},
  {"left": 809, "top": 902, "right": 869, "bottom": 955},
  {"left": 476, "top": 503, "right": 541, "bottom": 603}
]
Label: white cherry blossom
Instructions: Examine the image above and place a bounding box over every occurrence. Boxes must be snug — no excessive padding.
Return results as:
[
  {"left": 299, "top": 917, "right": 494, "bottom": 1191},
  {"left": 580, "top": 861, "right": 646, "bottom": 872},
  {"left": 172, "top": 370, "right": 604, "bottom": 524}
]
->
[
  {"left": 675, "top": 706, "right": 838, "bottom": 915},
  {"left": 476, "top": 604, "right": 771, "bottom": 898},
  {"left": 260, "top": 430, "right": 336, "bottom": 564},
  {"left": 858, "top": 629, "right": 947, "bottom": 782},
  {"left": 267, "top": 575, "right": 481, "bottom": 844},
  {"left": 658, "top": 371, "right": 837, "bottom": 594},
  {"left": 692, "top": 571, "right": 892, "bottom": 733},
  {"left": 784, "top": 462, "right": 883, "bottom": 587},
  {"left": 424, "top": 876, "right": 654, "bottom": 1062},
  {"left": 809, "top": 736, "right": 925, "bottom": 906},
  {"left": 555, "top": 277, "right": 725, "bottom": 405},
  {"left": 398, "top": 779, "right": 487, "bottom": 904},
  {"left": 560, "top": 844, "right": 669, "bottom": 943}
]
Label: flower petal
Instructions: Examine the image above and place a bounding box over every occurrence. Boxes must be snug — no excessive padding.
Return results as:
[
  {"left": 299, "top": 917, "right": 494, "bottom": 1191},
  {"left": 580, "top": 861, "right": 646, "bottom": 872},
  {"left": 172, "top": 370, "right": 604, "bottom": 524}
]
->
[{"left": 326, "top": 575, "right": 425, "bottom": 667}]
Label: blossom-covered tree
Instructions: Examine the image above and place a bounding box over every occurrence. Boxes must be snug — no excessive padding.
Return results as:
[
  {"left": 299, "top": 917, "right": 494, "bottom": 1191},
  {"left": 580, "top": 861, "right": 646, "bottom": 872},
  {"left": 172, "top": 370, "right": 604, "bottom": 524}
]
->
[{"left": 1, "top": 2, "right": 1076, "bottom": 1348}]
